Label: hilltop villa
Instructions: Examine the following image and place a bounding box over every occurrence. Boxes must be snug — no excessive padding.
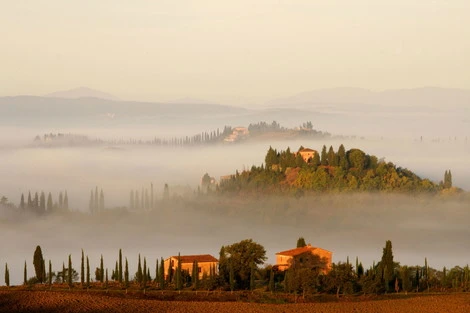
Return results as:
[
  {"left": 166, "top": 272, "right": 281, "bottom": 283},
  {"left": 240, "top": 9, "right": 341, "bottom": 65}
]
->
[
  {"left": 275, "top": 244, "right": 332, "bottom": 274},
  {"left": 164, "top": 254, "right": 218, "bottom": 280},
  {"left": 297, "top": 148, "right": 317, "bottom": 163}
]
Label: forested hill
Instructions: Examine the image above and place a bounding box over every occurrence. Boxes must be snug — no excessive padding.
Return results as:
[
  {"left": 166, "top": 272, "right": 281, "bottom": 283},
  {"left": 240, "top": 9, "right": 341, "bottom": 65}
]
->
[{"left": 218, "top": 145, "right": 456, "bottom": 195}]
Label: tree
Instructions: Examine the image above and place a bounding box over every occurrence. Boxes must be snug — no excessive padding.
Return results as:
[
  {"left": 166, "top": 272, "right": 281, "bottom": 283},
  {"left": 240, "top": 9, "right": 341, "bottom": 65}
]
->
[
  {"left": 163, "top": 184, "right": 170, "bottom": 201},
  {"left": 192, "top": 260, "right": 199, "bottom": 290},
  {"left": 105, "top": 268, "right": 109, "bottom": 289},
  {"left": 268, "top": 268, "right": 275, "bottom": 293},
  {"left": 89, "top": 190, "right": 94, "bottom": 214},
  {"left": 325, "top": 262, "right": 355, "bottom": 298},
  {"left": 68, "top": 255, "right": 73, "bottom": 288},
  {"left": 327, "top": 146, "right": 337, "bottom": 166},
  {"left": 86, "top": 256, "right": 90, "bottom": 288},
  {"left": 81, "top": 249, "right": 85, "bottom": 286},
  {"left": 129, "top": 190, "right": 135, "bottom": 210},
  {"left": 48, "top": 260, "right": 52, "bottom": 286},
  {"left": 338, "top": 144, "right": 349, "bottom": 170},
  {"left": 159, "top": 257, "right": 165, "bottom": 289},
  {"left": 221, "top": 239, "right": 267, "bottom": 290},
  {"left": 24, "top": 261, "right": 27, "bottom": 285},
  {"left": 5, "top": 263, "right": 9, "bottom": 287},
  {"left": 296, "top": 237, "right": 307, "bottom": 248},
  {"left": 47, "top": 192, "right": 53, "bottom": 212},
  {"left": 63, "top": 191, "right": 69, "bottom": 210},
  {"left": 39, "top": 192, "right": 46, "bottom": 213},
  {"left": 100, "top": 255, "right": 104, "bottom": 283},
  {"left": 94, "top": 187, "right": 99, "bottom": 213},
  {"left": 136, "top": 254, "right": 143, "bottom": 284},
  {"left": 320, "top": 145, "right": 328, "bottom": 166},
  {"left": 143, "top": 257, "right": 147, "bottom": 289},
  {"left": 124, "top": 258, "right": 129, "bottom": 289},
  {"left": 59, "top": 192, "right": 63, "bottom": 210},
  {"left": 20, "top": 194, "right": 25, "bottom": 211},
  {"left": 118, "top": 249, "right": 123, "bottom": 283},
  {"left": 33, "top": 245, "right": 45, "bottom": 283},
  {"left": 380, "top": 240, "right": 394, "bottom": 292}
]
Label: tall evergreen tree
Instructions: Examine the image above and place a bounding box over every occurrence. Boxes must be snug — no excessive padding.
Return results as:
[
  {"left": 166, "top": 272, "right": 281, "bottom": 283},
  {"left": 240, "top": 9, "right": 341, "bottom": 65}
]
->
[
  {"left": 159, "top": 257, "right": 165, "bottom": 289},
  {"left": 105, "top": 268, "right": 108, "bottom": 289},
  {"left": 63, "top": 191, "right": 69, "bottom": 210},
  {"left": 34, "top": 192, "right": 39, "bottom": 209},
  {"left": 62, "top": 262, "right": 66, "bottom": 283},
  {"left": 33, "top": 245, "right": 45, "bottom": 283},
  {"left": 150, "top": 183, "right": 154, "bottom": 209},
  {"left": 24, "top": 261, "right": 27, "bottom": 285},
  {"left": 320, "top": 145, "right": 328, "bottom": 166},
  {"left": 47, "top": 192, "right": 53, "bottom": 212},
  {"left": 5, "top": 263, "right": 9, "bottom": 287},
  {"left": 135, "top": 190, "right": 140, "bottom": 210},
  {"left": 163, "top": 184, "right": 170, "bottom": 201},
  {"left": 94, "top": 187, "right": 99, "bottom": 213},
  {"left": 39, "top": 192, "right": 46, "bottom": 213},
  {"left": 58, "top": 192, "right": 63, "bottom": 210},
  {"left": 124, "top": 258, "right": 129, "bottom": 289},
  {"left": 268, "top": 268, "right": 274, "bottom": 293},
  {"left": 176, "top": 253, "right": 182, "bottom": 290},
  {"left": 118, "top": 249, "right": 123, "bottom": 283},
  {"left": 100, "top": 255, "right": 104, "bottom": 283},
  {"left": 48, "top": 260, "right": 52, "bottom": 286},
  {"left": 381, "top": 240, "right": 394, "bottom": 292},
  {"left": 68, "top": 255, "right": 73, "bottom": 288},
  {"left": 327, "top": 146, "right": 337, "bottom": 166},
  {"left": 136, "top": 254, "right": 143, "bottom": 283},
  {"left": 338, "top": 144, "right": 349, "bottom": 170},
  {"left": 143, "top": 257, "right": 147, "bottom": 288},
  {"left": 27, "top": 191, "right": 32, "bottom": 210},
  {"left": 81, "top": 249, "right": 85, "bottom": 286},
  {"left": 86, "top": 256, "right": 90, "bottom": 288},
  {"left": 99, "top": 189, "right": 104, "bottom": 211},
  {"left": 20, "top": 193, "right": 25, "bottom": 211}
]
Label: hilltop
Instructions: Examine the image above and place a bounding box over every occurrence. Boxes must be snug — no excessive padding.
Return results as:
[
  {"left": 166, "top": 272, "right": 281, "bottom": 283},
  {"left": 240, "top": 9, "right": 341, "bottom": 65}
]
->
[{"left": 217, "top": 145, "right": 458, "bottom": 195}]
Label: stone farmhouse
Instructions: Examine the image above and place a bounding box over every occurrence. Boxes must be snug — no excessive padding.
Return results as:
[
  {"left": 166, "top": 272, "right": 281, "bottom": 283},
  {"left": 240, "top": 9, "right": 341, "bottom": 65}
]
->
[
  {"left": 164, "top": 254, "right": 218, "bottom": 280},
  {"left": 275, "top": 244, "right": 332, "bottom": 274},
  {"left": 223, "top": 127, "right": 249, "bottom": 142}
]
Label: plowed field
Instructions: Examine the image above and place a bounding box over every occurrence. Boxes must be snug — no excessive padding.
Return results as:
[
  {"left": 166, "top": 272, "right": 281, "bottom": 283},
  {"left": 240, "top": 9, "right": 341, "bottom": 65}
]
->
[{"left": 0, "top": 291, "right": 469, "bottom": 313}]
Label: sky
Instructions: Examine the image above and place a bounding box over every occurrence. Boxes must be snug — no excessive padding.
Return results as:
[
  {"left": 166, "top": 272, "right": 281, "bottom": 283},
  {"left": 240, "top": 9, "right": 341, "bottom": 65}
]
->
[{"left": 1, "top": 0, "right": 469, "bottom": 105}]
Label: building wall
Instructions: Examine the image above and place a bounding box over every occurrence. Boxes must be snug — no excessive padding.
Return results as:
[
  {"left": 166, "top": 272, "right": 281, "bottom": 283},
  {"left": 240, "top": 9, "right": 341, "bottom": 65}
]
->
[
  {"left": 276, "top": 247, "right": 332, "bottom": 273},
  {"left": 163, "top": 257, "right": 218, "bottom": 280}
]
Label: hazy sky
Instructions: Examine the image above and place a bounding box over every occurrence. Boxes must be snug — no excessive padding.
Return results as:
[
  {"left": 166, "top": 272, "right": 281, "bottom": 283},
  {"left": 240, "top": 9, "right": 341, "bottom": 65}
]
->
[{"left": 1, "top": 0, "right": 469, "bottom": 104}]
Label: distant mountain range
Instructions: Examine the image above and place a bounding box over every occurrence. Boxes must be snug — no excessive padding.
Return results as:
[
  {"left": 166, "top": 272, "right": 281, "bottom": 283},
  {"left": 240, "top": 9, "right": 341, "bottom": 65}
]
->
[
  {"left": 266, "top": 87, "right": 470, "bottom": 111},
  {"left": 45, "top": 87, "right": 119, "bottom": 101}
]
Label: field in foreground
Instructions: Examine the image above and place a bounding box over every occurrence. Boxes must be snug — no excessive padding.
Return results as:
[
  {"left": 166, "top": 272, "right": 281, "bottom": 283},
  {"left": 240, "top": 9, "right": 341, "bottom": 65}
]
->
[{"left": 0, "top": 291, "right": 470, "bottom": 313}]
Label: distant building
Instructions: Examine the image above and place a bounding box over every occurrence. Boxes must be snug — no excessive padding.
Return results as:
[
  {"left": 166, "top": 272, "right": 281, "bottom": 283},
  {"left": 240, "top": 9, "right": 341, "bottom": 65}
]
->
[
  {"left": 224, "top": 127, "right": 249, "bottom": 142},
  {"left": 298, "top": 148, "right": 317, "bottom": 163},
  {"left": 275, "top": 244, "right": 332, "bottom": 274},
  {"left": 164, "top": 254, "right": 218, "bottom": 280}
]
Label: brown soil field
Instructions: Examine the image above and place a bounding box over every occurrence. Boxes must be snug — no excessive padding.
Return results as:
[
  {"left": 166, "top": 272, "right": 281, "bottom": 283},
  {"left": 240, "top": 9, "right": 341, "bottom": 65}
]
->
[{"left": 0, "top": 290, "right": 469, "bottom": 313}]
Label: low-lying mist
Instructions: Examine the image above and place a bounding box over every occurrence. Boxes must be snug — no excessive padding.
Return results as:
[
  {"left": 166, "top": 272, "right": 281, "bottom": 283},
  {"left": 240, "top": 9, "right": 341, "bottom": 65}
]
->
[{"left": 1, "top": 193, "right": 469, "bottom": 285}]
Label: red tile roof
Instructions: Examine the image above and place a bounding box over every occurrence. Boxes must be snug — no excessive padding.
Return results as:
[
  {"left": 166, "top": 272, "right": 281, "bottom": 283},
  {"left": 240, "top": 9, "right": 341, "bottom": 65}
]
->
[
  {"left": 171, "top": 254, "right": 218, "bottom": 263},
  {"left": 276, "top": 245, "right": 331, "bottom": 257},
  {"left": 300, "top": 148, "right": 316, "bottom": 152}
]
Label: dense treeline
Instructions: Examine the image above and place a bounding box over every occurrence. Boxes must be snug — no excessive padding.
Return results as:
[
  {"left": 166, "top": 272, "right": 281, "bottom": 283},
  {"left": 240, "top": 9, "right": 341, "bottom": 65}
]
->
[
  {"left": 219, "top": 145, "right": 455, "bottom": 194},
  {"left": 5, "top": 239, "right": 470, "bottom": 299}
]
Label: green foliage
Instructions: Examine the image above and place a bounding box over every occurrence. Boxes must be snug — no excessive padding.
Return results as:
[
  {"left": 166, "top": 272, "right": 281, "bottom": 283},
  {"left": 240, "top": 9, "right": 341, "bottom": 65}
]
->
[
  {"left": 81, "top": 249, "right": 85, "bottom": 286},
  {"left": 218, "top": 145, "right": 441, "bottom": 195},
  {"left": 86, "top": 256, "right": 90, "bottom": 288},
  {"left": 219, "top": 239, "right": 267, "bottom": 290},
  {"left": 5, "top": 263, "right": 9, "bottom": 287},
  {"left": 296, "top": 237, "right": 307, "bottom": 248},
  {"left": 33, "top": 245, "right": 45, "bottom": 283}
]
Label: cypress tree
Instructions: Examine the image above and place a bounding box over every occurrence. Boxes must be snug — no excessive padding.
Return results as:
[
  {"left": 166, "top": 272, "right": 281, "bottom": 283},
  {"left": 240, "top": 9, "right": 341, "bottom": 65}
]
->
[
  {"left": 58, "top": 192, "right": 63, "bottom": 210},
  {"left": 105, "top": 268, "right": 108, "bottom": 289},
  {"left": 62, "top": 262, "right": 65, "bottom": 283},
  {"left": 167, "top": 256, "right": 172, "bottom": 283},
  {"left": 34, "top": 192, "right": 39, "bottom": 209},
  {"left": 100, "top": 255, "right": 104, "bottom": 283},
  {"left": 42, "top": 260, "right": 46, "bottom": 285},
  {"left": 296, "top": 237, "right": 306, "bottom": 248},
  {"left": 27, "top": 191, "right": 32, "bottom": 210},
  {"left": 33, "top": 245, "right": 45, "bottom": 283},
  {"left": 81, "top": 249, "right": 85, "bottom": 286},
  {"left": 159, "top": 257, "right": 165, "bottom": 289},
  {"left": 5, "top": 263, "right": 9, "bottom": 287},
  {"left": 155, "top": 259, "right": 159, "bottom": 283},
  {"left": 150, "top": 183, "right": 154, "bottom": 209},
  {"left": 86, "top": 256, "right": 90, "bottom": 288},
  {"left": 68, "top": 255, "right": 72, "bottom": 288},
  {"left": 176, "top": 253, "right": 182, "bottom": 290},
  {"left": 327, "top": 145, "right": 337, "bottom": 166},
  {"left": 118, "top": 249, "right": 123, "bottom": 283},
  {"left": 143, "top": 257, "right": 147, "bottom": 288},
  {"left": 320, "top": 145, "right": 328, "bottom": 165},
  {"left": 229, "top": 260, "right": 235, "bottom": 292},
  {"left": 47, "top": 192, "right": 53, "bottom": 212},
  {"left": 63, "top": 191, "right": 68, "bottom": 211},
  {"left": 137, "top": 254, "right": 142, "bottom": 283},
  {"left": 114, "top": 261, "right": 118, "bottom": 281},
  {"left": 48, "top": 260, "right": 52, "bottom": 286},
  {"left": 24, "top": 261, "right": 27, "bottom": 285},
  {"left": 381, "top": 240, "right": 394, "bottom": 292},
  {"left": 124, "top": 258, "right": 129, "bottom": 289},
  {"left": 135, "top": 190, "right": 140, "bottom": 210},
  {"left": 338, "top": 144, "right": 348, "bottom": 169},
  {"left": 20, "top": 193, "right": 25, "bottom": 210},
  {"left": 39, "top": 192, "right": 46, "bottom": 213}
]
